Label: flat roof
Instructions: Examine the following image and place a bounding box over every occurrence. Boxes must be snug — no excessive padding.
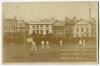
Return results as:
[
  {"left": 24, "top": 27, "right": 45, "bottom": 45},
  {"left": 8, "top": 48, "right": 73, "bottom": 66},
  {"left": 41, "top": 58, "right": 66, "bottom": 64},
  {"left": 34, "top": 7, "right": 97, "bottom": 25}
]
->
[{"left": 29, "top": 21, "right": 53, "bottom": 25}]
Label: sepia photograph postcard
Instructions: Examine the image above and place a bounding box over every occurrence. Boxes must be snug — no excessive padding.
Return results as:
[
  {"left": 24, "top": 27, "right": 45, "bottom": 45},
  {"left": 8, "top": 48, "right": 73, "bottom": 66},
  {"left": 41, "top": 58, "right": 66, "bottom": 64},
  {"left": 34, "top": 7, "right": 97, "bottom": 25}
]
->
[{"left": 2, "top": 1, "right": 99, "bottom": 64}]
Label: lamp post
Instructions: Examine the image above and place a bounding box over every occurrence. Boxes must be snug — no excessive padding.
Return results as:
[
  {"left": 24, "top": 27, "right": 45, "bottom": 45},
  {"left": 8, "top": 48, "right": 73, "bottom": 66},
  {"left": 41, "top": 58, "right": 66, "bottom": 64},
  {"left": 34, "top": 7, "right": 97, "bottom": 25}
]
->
[{"left": 24, "top": 26, "right": 26, "bottom": 45}]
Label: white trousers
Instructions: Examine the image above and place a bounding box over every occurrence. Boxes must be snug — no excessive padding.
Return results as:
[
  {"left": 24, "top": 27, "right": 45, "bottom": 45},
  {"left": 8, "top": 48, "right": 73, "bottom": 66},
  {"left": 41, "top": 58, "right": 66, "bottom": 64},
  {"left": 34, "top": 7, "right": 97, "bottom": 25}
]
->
[
  {"left": 46, "top": 43, "right": 49, "bottom": 48},
  {"left": 31, "top": 42, "right": 37, "bottom": 53},
  {"left": 60, "top": 43, "right": 63, "bottom": 47},
  {"left": 41, "top": 43, "right": 45, "bottom": 48}
]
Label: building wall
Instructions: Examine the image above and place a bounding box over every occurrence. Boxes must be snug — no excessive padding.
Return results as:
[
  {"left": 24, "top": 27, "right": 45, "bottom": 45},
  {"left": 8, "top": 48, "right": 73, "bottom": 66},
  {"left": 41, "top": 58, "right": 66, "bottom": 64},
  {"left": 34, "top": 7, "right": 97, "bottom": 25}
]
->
[
  {"left": 3, "top": 18, "right": 25, "bottom": 33},
  {"left": 3, "top": 18, "right": 26, "bottom": 44},
  {"left": 3, "top": 19, "right": 17, "bottom": 33},
  {"left": 53, "top": 26, "right": 66, "bottom": 37},
  {"left": 91, "top": 24, "right": 96, "bottom": 37},
  {"left": 87, "top": 18, "right": 96, "bottom": 37},
  {"left": 29, "top": 23, "right": 53, "bottom": 35},
  {"left": 17, "top": 20, "right": 25, "bottom": 32},
  {"left": 65, "top": 25, "right": 74, "bottom": 37},
  {"left": 73, "top": 24, "right": 92, "bottom": 37}
]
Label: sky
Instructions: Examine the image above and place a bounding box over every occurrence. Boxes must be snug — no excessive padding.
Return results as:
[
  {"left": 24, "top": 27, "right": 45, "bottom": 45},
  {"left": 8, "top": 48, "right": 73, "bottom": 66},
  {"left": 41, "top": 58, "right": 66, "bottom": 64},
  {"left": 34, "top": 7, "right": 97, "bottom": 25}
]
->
[{"left": 3, "top": 2, "right": 98, "bottom": 21}]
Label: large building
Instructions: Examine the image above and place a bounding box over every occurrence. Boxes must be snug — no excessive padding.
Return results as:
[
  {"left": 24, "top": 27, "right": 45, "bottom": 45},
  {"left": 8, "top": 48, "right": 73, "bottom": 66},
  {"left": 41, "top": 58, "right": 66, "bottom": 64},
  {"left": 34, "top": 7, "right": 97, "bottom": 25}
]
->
[
  {"left": 73, "top": 19, "right": 92, "bottom": 38},
  {"left": 73, "top": 8, "right": 96, "bottom": 38},
  {"left": 16, "top": 20, "right": 26, "bottom": 32},
  {"left": 28, "top": 18, "right": 53, "bottom": 36},
  {"left": 87, "top": 17, "right": 96, "bottom": 37},
  {"left": 3, "top": 17, "right": 26, "bottom": 44},
  {"left": 3, "top": 18, "right": 26, "bottom": 33},
  {"left": 52, "top": 20, "right": 66, "bottom": 37},
  {"left": 65, "top": 17, "right": 75, "bottom": 37},
  {"left": 3, "top": 18, "right": 17, "bottom": 33}
]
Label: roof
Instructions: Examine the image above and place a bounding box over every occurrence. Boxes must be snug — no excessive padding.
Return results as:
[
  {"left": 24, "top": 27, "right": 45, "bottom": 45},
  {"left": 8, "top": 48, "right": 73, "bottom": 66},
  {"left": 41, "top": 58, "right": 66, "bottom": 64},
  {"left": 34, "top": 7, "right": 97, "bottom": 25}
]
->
[
  {"left": 76, "top": 19, "right": 89, "bottom": 25},
  {"left": 65, "top": 19, "right": 74, "bottom": 25},
  {"left": 53, "top": 20, "right": 65, "bottom": 26},
  {"left": 87, "top": 17, "right": 96, "bottom": 24},
  {"left": 29, "top": 21, "right": 53, "bottom": 25},
  {"left": 41, "top": 18, "right": 53, "bottom": 22}
]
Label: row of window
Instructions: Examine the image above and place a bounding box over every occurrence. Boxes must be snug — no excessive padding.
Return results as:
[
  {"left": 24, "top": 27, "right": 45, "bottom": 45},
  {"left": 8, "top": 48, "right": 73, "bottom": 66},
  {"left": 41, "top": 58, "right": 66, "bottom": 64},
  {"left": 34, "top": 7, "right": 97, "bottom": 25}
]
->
[
  {"left": 32, "top": 30, "right": 49, "bottom": 35},
  {"left": 4, "top": 27, "right": 25, "bottom": 32},
  {"left": 74, "top": 33, "right": 91, "bottom": 37},
  {"left": 76, "top": 28, "right": 89, "bottom": 32},
  {"left": 32, "top": 25, "right": 50, "bottom": 28}
]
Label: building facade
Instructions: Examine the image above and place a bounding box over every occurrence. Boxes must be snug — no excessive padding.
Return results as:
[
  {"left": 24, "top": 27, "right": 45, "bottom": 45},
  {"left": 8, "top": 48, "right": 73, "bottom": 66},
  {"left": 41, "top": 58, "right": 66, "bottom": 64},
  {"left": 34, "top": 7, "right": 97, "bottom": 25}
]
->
[
  {"left": 28, "top": 19, "right": 53, "bottom": 36},
  {"left": 3, "top": 18, "right": 26, "bottom": 44},
  {"left": 73, "top": 19, "right": 92, "bottom": 38},
  {"left": 65, "top": 17, "right": 74, "bottom": 38},
  {"left": 16, "top": 20, "right": 25, "bottom": 32},
  {"left": 3, "top": 18, "right": 17, "bottom": 33},
  {"left": 52, "top": 20, "right": 66, "bottom": 37},
  {"left": 87, "top": 17, "right": 96, "bottom": 37}
]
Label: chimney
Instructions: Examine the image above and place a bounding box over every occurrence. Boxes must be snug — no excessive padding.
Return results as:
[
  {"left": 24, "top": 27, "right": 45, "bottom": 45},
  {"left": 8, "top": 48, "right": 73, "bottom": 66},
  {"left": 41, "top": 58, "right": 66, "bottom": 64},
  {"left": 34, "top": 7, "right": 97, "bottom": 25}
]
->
[{"left": 89, "top": 8, "right": 91, "bottom": 18}]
